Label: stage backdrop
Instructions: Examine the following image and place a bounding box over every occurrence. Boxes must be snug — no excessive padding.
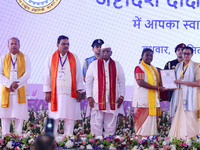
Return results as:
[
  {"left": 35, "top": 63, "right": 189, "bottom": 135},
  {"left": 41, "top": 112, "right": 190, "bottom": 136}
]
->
[{"left": 1, "top": 0, "right": 200, "bottom": 86}]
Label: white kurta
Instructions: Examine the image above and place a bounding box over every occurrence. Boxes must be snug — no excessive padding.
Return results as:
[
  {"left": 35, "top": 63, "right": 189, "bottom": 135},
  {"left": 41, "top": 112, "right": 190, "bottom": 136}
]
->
[
  {"left": 0, "top": 53, "right": 31, "bottom": 120},
  {"left": 85, "top": 59, "right": 125, "bottom": 136},
  {"left": 43, "top": 52, "right": 84, "bottom": 120},
  {"left": 85, "top": 59, "right": 125, "bottom": 116}
]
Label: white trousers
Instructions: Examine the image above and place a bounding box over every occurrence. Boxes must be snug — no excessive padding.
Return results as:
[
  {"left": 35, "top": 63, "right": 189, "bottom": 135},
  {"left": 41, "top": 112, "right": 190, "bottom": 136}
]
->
[
  {"left": 1, "top": 118, "right": 24, "bottom": 136},
  {"left": 54, "top": 119, "right": 75, "bottom": 136},
  {"left": 90, "top": 111, "right": 117, "bottom": 136}
]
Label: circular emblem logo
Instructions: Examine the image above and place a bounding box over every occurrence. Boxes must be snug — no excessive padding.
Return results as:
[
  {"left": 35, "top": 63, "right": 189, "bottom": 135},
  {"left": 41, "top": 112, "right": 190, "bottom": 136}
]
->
[
  {"left": 166, "top": 72, "right": 170, "bottom": 76},
  {"left": 16, "top": 0, "right": 61, "bottom": 14}
]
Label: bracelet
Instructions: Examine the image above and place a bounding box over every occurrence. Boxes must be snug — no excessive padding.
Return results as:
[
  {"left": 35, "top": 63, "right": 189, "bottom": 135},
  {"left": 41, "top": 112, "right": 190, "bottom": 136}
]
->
[{"left": 119, "top": 96, "right": 124, "bottom": 100}]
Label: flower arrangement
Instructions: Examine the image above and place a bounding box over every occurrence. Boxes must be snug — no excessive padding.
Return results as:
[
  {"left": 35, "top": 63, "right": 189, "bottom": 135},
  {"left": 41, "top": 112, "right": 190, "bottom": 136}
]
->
[{"left": 0, "top": 106, "right": 200, "bottom": 150}]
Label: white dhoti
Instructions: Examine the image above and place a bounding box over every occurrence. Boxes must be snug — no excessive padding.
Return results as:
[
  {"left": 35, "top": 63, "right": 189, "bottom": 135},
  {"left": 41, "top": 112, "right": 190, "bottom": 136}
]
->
[
  {"left": 169, "top": 89, "right": 199, "bottom": 139},
  {"left": 48, "top": 94, "right": 81, "bottom": 136},
  {"left": 90, "top": 103, "right": 122, "bottom": 136},
  {"left": 0, "top": 94, "right": 28, "bottom": 136}
]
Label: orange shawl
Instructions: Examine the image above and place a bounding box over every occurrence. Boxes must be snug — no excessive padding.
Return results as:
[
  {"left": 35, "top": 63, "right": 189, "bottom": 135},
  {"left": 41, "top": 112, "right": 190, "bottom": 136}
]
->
[
  {"left": 98, "top": 58, "right": 116, "bottom": 110},
  {"left": 51, "top": 50, "right": 76, "bottom": 111},
  {"left": 1, "top": 52, "right": 26, "bottom": 108}
]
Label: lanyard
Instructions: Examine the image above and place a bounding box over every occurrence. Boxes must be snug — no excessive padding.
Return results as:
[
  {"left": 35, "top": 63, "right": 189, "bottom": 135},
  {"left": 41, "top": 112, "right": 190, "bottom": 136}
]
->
[
  {"left": 59, "top": 54, "right": 68, "bottom": 70},
  {"left": 11, "top": 57, "right": 17, "bottom": 69},
  {"left": 180, "top": 60, "right": 191, "bottom": 79}
]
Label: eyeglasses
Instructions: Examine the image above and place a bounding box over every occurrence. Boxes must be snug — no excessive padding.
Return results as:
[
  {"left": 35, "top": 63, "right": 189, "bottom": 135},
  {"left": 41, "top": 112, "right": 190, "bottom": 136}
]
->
[{"left": 183, "top": 52, "right": 192, "bottom": 56}]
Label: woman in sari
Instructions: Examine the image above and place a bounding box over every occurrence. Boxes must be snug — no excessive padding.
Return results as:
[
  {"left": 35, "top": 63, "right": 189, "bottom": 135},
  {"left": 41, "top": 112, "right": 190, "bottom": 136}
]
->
[
  {"left": 132, "top": 48, "right": 165, "bottom": 136},
  {"left": 169, "top": 46, "right": 200, "bottom": 139}
]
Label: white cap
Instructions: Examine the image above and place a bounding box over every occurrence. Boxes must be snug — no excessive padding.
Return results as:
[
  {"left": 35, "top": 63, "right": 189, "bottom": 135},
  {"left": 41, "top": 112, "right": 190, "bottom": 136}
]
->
[{"left": 101, "top": 43, "right": 111, "bottom": 49}]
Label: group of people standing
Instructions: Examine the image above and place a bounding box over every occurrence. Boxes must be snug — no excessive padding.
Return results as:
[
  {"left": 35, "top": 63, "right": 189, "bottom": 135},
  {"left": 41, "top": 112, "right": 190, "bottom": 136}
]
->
[
  {"left": 133, "top": 44, "right": 200, "bottom": 139},
  {"left": 0, "top": 36, "right": 199, "bottom": 140}
]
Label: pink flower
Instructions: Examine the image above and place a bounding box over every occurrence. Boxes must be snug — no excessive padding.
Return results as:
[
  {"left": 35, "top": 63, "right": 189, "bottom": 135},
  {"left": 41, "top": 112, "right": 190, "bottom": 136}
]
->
[
  {"left": 62, "top": 136, "right": 66, "bottom": 140},
  {"left": 0, "top": 140, "right": 4, "bottom": 145},
  {"left": 138, "top": 139, "right": 142, "bottom": 144},
  {"left": 120, "top": 137, "right": 125, "bottom": 141},
  {"left": 183, "top": 142, "right": 187, "bottom": 147},
  {"left": 86, "top": 128, "right": 88, "bottom": 131},
  {"left": 81, "top": 134, "right": 87, "bottom": 137},
  {"left": 34, "top": 124, "right": 37, "bottom": 127},
  {"left": 18, "top": 135, "right": 23, "bottom": 139},
  {"left": 179, "top": 143, "right": 182, "bottom": 147},
  {"left": 165, "top": 137, "right": 169, "bottom": 140},
  {"left": 89, "top": 139, "right": 95, "bottom": 142},
  {"left": 81, "top": 142, "right": 85, "bottom": 145},
  {"left": 15, "top": 147, "right": 18, "bottom": 150},
  {"left": 163, "top": 146, "right": 168, "bottom": 150},
  {"left": 26, "top": 145, "right": 29, "bottom": 148},
  {"left": 106, "top": 138, "right": 110, "bottom": 142}
]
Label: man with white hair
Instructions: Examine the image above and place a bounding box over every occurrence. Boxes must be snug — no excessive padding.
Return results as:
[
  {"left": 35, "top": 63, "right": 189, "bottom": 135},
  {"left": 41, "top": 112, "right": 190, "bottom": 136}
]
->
[
  {"left": 85, "top": 43, "right": 125, "bottom": 136},
  {"left": 0, "top": 37, "right": 31, "bottom": 137}
]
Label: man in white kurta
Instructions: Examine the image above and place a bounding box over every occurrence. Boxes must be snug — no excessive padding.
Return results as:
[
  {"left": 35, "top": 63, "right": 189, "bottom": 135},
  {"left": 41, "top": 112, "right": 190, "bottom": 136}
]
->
[
  {"left": 0, "top": 37, "right": 31, "bottom": 137},
  {"left": 86, "top": 43, "right": 125, "bottom": 136},
  {"left": 43, "top": 35, "right": 84, "bottom": 136}
]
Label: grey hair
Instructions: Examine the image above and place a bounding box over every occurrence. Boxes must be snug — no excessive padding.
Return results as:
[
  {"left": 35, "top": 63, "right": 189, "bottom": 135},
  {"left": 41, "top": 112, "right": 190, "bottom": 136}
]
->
[{"left": 8, "top": 37, "right": 20, "bottom": 45}]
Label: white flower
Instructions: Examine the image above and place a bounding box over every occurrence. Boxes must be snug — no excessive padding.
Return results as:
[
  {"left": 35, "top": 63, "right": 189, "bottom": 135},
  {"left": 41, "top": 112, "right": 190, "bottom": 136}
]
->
[
  {"left": 99, "top": 144, "right": 104, "bottom": 148},
  {"left": 142, "top": 137, "right": 147, "bottom": 141},
  {"left": 162, "top": 141, "right": 167, "bottom": 146},
  {"left": 74, "top": 129, "right": 78, "bottom": 133},
  {"left": 28, "top": 138, "right": 34, "bottom": 144},
  {"left": 114, "top": 135, "right": 121, "bottom": 139},
  {"left": 186, "top": 138, "right": 192, "bottom": 146},
  {"left": 78, "top": 127, "right": 83, "bottom": 130},
  {"left": 6, "top": 141, "right": 14, "bottom": 149},
  {"left": 86, "top": 144, "right": 93, "bottom": 149},
  {"left": 149, "top": 145, "right": 154, "bottom": 150},
  {"left": 133, "top": 145, "right": 138, "bottom": 149},
  {"left": 23, "top": 131, "right": 31, "bottom": 139},
  {"left": 95, "top": 135, "right": 103, "bottom": 140},
  {"left": 109, "top": 144, "right": 116, "bottom": 150},
  {"left": 55, "top": 135, "right": 63, "bottom": 143},
  {"left": 149, "top": 136, "right": 153, "bottom": 140},
  {"left": 79, "top": 145, "right": 85, "bottom": 149},
  {"left": 81, "top": 137, "right": 87, "bottom": 142},
  {"left": 139, "top": 145, "right": 144, "bottom": 149},
  {"left": 65, "top": 140, "right": 74, "bottom": 148},
  {"left": 170, "top": 144, "right": 176, "bottom": 150},
  {"left": 70, "top": 135, "right": 75, "bottom": 140}
]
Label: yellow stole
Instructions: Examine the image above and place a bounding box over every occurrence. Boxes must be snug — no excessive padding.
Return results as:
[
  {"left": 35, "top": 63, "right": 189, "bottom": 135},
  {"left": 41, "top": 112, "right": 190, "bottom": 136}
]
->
[
  {"left": 1, "top": 52, "right": 26, "bottom": 108},
  {"left": 141, "top": 60, "right": 161, "bottom": 116}
]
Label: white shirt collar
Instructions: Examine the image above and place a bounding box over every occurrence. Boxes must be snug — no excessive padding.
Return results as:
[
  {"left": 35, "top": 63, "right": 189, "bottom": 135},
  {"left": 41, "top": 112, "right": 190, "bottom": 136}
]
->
[
  {"left": 103, "top": 59, "right": 110, "bottom": 64},
  {"left": 11, "top": 53, "right": 17, "bottom": 59},
  {"left": 59, "top": 52, "right": 67, "bottom": 58}
]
